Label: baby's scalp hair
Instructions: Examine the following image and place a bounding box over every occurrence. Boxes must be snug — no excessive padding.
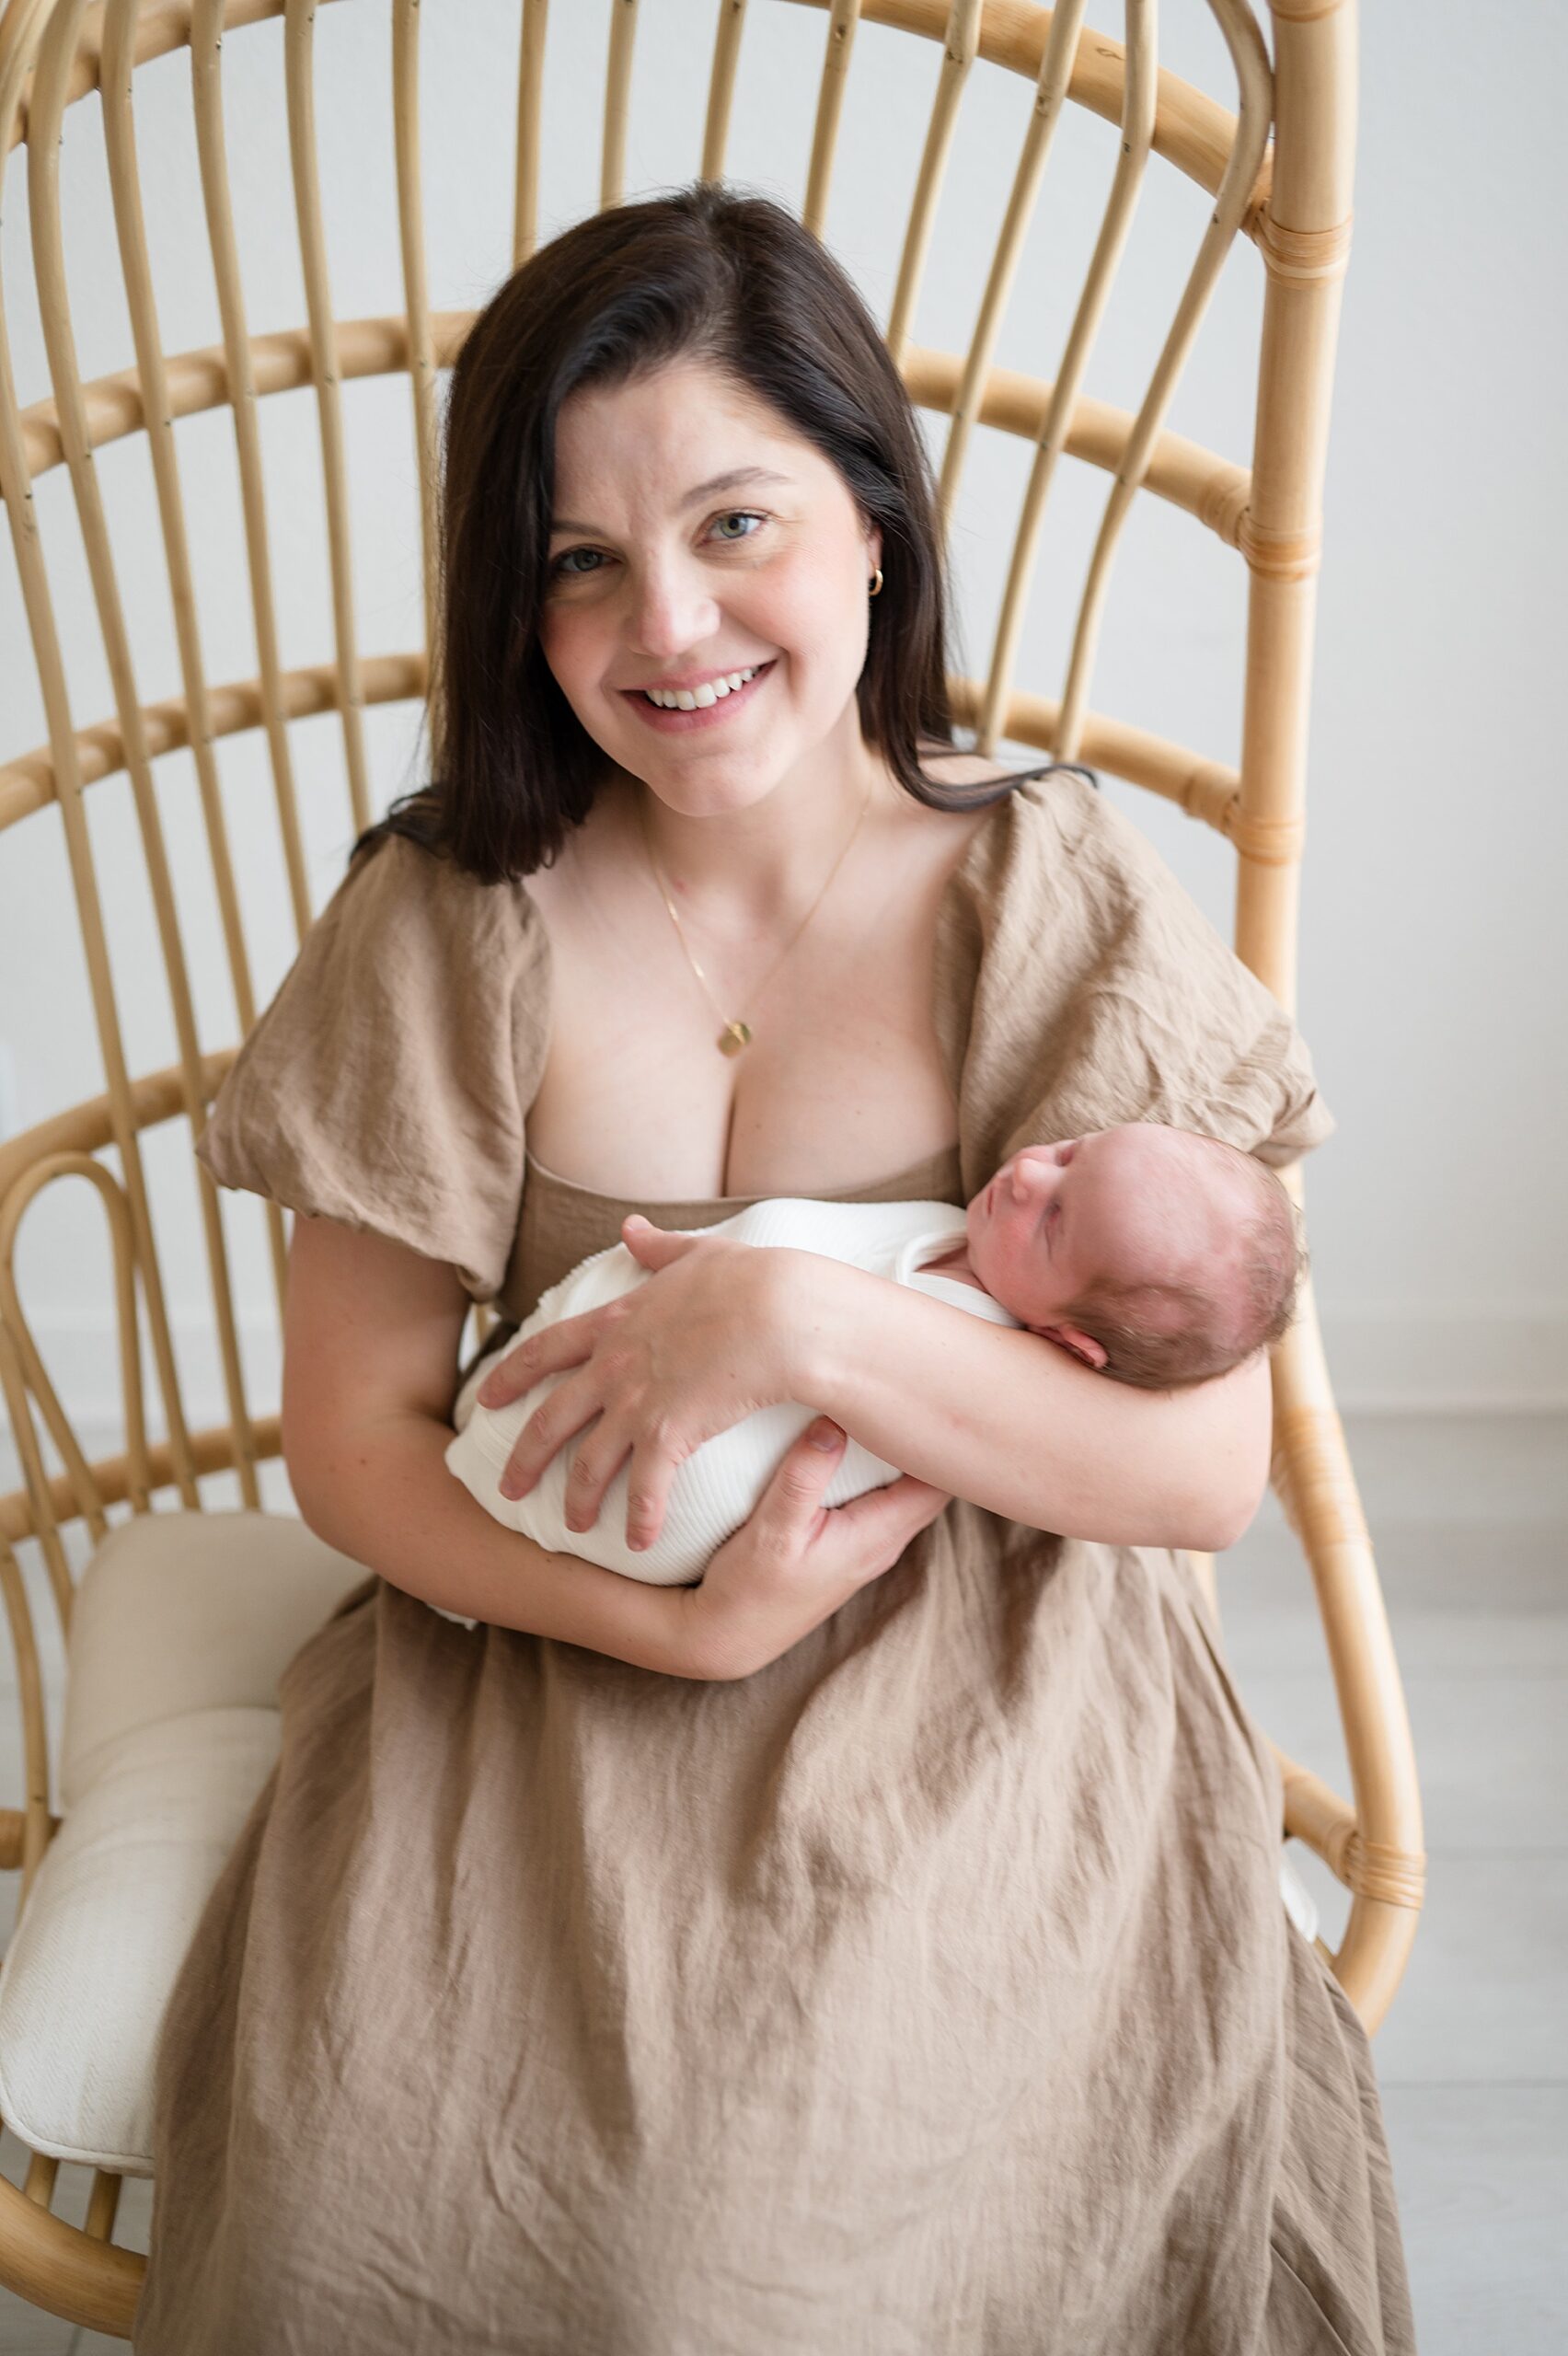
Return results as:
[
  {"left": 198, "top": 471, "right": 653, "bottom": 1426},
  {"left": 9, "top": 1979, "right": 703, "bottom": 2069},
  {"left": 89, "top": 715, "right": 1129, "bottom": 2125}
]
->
[{"left": 1063, "top": 1138, "right": 1306, "bottom": 1392}]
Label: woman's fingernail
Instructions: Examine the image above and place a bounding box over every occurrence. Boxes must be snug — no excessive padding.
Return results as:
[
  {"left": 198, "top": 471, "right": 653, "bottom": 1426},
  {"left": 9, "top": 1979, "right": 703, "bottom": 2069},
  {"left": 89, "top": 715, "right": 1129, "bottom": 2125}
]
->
[{"left": 810, "top": 1420, "right": 844, "bottom": 1450}]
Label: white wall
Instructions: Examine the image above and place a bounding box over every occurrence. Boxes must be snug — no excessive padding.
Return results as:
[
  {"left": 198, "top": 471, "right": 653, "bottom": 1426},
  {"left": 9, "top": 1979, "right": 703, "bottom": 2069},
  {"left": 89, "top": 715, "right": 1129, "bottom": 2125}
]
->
[{"left": 1, "top": 0, "right": 1563, "bottom": 1435}]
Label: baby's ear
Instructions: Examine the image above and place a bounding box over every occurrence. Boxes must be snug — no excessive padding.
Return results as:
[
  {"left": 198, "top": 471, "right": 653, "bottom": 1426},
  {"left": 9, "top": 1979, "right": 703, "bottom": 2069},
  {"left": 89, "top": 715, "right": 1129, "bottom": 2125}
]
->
[{"left": 1034, "top": 1322, "right": 1109, "bottom": 1372}]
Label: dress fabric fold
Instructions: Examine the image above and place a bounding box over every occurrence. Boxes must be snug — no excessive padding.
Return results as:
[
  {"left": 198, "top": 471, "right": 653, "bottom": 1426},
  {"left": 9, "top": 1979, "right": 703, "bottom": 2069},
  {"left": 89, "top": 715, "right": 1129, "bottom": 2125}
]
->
[{"left": 137, "top": 773, "right": 1412, "bottom": 2354}]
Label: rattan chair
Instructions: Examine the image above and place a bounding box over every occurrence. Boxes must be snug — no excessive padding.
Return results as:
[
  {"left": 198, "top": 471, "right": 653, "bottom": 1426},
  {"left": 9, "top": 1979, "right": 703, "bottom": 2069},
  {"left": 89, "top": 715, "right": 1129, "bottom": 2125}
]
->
[{"left": 0, "top": 0, "right": 1423, "bottom": 2334}]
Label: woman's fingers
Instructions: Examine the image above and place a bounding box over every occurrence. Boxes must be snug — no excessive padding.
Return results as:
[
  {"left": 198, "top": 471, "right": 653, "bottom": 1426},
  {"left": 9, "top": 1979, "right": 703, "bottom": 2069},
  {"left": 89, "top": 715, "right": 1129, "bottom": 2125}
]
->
[
  {"left": 558, "top": 1416, "right": 635, "bottom": 1535},
  {"left": 477, "top": 1311, "right": 599, "bottom": 1409},
  {"left": 825, "top": 1472, "right": 952, "bottom": 1565},
  {"left": 621, "top": 1429, "right": 689, "bottom": 1554},
  {"left": 867, "top": 1472, "right": 953, "bottom": 1530},
  {"left": 619, "top": 1214, "right": 707, "bottom": 1271},
  {"left": 758, "top": 1418, "right": 847, "bottom": 1533},
  {"left": 508, "top": 1402, "right": 690, "bottom": 1552},
  {"left": 497, "top": 1367, "right": 612, "bottom": 1500}
]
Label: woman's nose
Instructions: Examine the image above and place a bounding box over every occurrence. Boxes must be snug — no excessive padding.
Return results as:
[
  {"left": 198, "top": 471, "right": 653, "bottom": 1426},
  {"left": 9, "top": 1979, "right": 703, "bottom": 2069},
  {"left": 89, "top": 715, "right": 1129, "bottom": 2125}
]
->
[{"left": 628, "top": 559, "right": 721, "bottom": 661}]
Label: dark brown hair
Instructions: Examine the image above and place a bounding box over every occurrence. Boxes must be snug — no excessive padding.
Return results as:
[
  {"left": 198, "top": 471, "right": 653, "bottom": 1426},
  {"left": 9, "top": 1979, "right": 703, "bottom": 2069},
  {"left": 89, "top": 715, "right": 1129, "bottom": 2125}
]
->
[
  {"left": 351, "top": 181, "right": 1085, "bottom": 884},
  {"left": 1066, "top": 1144, "right": 1306, "bottom": 1392}
]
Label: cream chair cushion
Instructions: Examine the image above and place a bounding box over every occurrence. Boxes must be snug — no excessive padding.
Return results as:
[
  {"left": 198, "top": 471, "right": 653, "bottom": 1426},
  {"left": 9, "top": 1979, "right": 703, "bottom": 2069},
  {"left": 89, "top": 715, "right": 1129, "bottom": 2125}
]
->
[{"left": 0, "top": 1510, "right": 367, "bottom": 2174}]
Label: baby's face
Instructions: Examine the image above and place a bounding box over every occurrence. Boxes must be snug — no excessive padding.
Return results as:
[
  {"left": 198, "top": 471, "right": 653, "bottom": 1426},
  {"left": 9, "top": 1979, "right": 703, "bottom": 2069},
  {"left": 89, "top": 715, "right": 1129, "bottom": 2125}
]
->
[{"left": 964, "top": 1125, "right": 1247, "bottom": 1349}]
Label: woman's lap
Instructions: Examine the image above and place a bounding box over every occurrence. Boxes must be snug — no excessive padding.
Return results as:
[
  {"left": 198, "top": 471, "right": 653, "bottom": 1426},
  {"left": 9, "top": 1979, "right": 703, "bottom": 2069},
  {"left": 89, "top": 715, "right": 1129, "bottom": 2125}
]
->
[{"left": 134, "top": 1532, "right": 1413, "bottom": 2354}]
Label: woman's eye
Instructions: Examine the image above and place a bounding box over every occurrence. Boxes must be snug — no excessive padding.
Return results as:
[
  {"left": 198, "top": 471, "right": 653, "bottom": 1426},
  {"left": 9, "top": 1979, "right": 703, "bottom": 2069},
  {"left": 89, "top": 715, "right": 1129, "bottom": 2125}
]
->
[{"left": 549, "top": 511, "right": 764, "bottom": 581}]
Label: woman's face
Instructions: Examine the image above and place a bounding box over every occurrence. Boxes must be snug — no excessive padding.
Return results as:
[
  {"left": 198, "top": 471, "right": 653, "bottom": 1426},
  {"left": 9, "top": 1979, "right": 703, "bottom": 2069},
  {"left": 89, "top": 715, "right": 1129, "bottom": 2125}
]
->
[{"left": 537, "top": 356, "right": 882, "bottom": 814}]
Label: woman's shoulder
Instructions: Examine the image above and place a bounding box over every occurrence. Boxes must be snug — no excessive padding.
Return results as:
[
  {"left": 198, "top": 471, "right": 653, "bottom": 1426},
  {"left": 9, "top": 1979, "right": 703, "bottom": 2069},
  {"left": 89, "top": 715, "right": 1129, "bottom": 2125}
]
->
[
  {"left": 335, "top": 826, "right": 549, "bottom": 964},
  {"left": 935, "top": 760, "right": 1335, "bottom": 1172},
  {"left": 319, "top": 825, "right": 553, "bottom": 1008},
  {"left": 1000, "top": 761, "right": 1148, "bottom": 869},
  {"left": 935, "top": 756, "right": 1159, "bottom": 947},
  {"left": 195, "top": 825, "right": 551, "bottom": 1303}
]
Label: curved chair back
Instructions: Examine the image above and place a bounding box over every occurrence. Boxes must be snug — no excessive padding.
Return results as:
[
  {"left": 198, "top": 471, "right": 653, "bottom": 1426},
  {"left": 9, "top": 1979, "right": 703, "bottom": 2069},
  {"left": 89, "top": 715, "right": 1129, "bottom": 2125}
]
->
[{"left": 0, "top": 1, "right": 1422, "bottom": 2329}]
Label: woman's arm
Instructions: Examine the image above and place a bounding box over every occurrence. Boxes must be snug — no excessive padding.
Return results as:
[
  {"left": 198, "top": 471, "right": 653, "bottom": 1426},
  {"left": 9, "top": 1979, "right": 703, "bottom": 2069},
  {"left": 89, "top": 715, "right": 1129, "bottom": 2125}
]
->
[
  {"left": 293, "top": 1402, "right": 722, "bottom": 1671},
  {"left": 280, "top": 1216, "right": 947, "bottom": 1680},
  {"left": 780, "top": 1250, "right": 1273, "bottom": 1553},
  {"left": 483, "top": 1221, "right": 1273, "bottom": 1554},
  {"left": 281, "top": 1216, "right": 714, "bottom": 1674}
]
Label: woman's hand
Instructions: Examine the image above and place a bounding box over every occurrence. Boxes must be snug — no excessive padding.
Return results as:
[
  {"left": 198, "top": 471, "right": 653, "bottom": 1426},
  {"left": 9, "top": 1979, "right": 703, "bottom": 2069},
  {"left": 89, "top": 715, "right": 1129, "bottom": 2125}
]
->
[
  {"left": 683, "top": 1417, "right": 952, "bottom": 1680},
  {"left": 474, "top": 1216, "right": 808, "bottom": 1553}
]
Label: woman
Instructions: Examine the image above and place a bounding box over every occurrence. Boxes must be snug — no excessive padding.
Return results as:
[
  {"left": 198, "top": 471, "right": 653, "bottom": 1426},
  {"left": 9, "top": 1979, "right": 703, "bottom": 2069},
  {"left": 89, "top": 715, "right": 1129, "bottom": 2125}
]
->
[{"left": 135, "top": 186, "right": 1413, "bottom": 2351}]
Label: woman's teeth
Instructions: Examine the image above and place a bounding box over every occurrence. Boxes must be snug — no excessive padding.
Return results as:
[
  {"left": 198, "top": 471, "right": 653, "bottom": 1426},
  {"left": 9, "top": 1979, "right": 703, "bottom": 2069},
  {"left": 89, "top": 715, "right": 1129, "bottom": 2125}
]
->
[{"left": 642, "top": 665, "right": 759, "bottom": 710}]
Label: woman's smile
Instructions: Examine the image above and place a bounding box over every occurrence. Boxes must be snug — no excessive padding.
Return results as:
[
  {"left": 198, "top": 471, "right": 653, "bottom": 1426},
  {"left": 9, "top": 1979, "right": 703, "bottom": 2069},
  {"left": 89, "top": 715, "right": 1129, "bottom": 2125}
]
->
[{"left": 620, "top": 657, "right": 777, "bottom": 733}]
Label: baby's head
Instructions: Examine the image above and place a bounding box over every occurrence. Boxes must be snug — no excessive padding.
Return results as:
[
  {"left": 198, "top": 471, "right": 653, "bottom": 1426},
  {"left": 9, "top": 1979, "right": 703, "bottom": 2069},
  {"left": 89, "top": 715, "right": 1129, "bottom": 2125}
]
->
[{"left": 964, "top": 1124, "right": 1304, "bottom": 1390}]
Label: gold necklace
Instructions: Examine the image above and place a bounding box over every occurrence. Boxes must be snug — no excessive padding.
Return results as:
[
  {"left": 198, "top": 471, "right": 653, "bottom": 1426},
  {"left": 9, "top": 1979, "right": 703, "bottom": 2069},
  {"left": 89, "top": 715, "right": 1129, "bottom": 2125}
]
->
[{"left": 638, "top": 774, "right": 874, "bottom": 1057}]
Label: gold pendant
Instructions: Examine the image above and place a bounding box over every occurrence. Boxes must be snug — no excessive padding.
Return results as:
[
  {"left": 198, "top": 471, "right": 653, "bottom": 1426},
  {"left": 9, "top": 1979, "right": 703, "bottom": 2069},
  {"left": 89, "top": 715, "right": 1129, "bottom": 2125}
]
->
[{"left": 717, "top": 1020, "right": 753, "bottom": 1057}]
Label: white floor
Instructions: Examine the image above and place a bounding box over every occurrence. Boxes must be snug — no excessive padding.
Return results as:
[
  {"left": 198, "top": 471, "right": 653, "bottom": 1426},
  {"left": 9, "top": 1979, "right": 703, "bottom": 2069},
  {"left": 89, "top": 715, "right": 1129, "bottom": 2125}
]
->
[{"left": 0, "top": 1426, "right": 1562, "bottom": 2351}]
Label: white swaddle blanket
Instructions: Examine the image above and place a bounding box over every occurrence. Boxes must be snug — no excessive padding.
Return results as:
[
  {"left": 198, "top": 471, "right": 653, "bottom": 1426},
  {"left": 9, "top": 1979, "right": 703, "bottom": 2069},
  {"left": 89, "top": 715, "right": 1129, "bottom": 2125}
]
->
[{"left": 444, "top": 1196, "right": 1019, "bottom": 1597}]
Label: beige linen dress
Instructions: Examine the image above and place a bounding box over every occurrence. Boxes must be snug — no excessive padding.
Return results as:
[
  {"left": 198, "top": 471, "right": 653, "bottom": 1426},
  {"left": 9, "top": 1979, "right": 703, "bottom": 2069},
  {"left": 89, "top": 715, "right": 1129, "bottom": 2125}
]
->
[{"left": 133, "top": 770, "right": 1415, "bottom": 2354}]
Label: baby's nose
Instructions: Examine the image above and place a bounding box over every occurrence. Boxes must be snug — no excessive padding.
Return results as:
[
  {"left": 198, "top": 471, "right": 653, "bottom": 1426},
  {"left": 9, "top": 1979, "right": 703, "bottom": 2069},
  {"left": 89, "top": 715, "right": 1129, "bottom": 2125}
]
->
[{"left": 1011, "top": 1153, "right": 1049, "bottom": 1202}]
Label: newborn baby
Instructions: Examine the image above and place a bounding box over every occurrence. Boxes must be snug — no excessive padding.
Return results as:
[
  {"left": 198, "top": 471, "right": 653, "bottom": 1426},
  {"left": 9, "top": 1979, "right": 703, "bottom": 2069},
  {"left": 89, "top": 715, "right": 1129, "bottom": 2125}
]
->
[{"left": 444, "top": 1123, "right": 1302, "bottom": 1591}]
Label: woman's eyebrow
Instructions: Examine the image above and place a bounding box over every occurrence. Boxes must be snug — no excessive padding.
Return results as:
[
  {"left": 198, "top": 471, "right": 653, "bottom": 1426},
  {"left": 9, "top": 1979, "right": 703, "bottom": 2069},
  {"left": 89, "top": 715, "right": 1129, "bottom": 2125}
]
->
[{"left": 550, "top": 466, "right": 794, "bottom": 536}]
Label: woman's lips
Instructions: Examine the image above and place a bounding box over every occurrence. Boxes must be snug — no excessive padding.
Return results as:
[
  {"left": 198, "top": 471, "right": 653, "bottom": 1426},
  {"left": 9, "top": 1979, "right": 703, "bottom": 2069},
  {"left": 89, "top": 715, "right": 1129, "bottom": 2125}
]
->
[{"left": 621, "top": 660, "right": 775, "bottom": 733}]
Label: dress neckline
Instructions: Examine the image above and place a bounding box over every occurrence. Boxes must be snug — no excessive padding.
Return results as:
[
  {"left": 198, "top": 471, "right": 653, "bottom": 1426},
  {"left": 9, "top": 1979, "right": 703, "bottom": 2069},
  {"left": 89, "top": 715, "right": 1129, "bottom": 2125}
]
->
[
  {"left": 523, "top": 1138, "right": 965, "bottom": 1218},
  {"left": 514, "top": 758, "right": 1069, "bottom": 1217}
]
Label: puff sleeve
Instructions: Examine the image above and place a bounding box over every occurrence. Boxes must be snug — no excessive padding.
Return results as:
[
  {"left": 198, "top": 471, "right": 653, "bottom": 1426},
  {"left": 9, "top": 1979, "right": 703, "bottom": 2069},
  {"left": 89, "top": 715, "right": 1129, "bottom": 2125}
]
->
[
  {"left": 195, "top": 833, "right": 550, "bottom": 1301},
  {"left": 938, "top": 771, "right": 1334, "bottom": 1192}
]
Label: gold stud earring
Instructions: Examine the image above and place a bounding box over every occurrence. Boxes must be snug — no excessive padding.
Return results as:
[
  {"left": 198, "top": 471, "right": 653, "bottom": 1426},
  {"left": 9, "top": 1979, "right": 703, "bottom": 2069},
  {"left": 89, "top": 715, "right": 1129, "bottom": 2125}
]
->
[{"left": 868, "top": 567, "right": 883, "bottom": 597}]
